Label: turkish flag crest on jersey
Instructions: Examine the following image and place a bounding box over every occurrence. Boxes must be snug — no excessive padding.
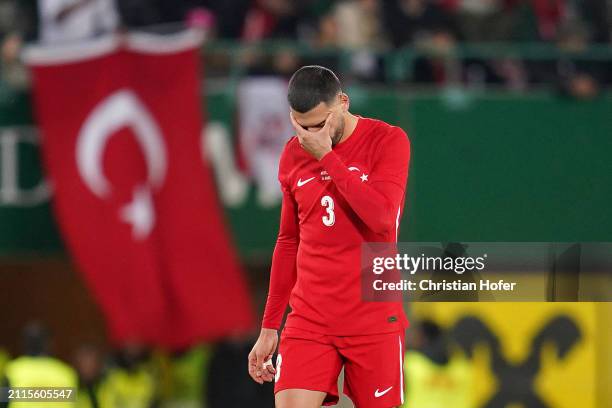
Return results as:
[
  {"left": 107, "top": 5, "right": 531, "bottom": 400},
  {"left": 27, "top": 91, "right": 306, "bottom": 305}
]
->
[{"left": 25, "top": 31, "right": 254, "bottom": 348}]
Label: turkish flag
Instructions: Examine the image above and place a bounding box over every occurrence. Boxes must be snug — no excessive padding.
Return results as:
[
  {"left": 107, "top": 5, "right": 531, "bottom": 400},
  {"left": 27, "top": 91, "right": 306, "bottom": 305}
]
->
[{"left": 26, "top": 32, "right": 254, "bottom": 348}]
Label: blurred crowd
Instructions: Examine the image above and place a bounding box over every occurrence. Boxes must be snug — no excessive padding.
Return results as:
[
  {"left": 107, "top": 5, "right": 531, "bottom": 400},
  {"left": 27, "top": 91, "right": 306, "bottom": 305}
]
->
[
  {"left": 0, "top": 0, "right": 610, "bottom": 94},
  {"left": 0, "top": 320, "right": 472, "bottom": 408},
  {"left": 2, "top": 0, "right": 608, "bottom": 45},
  {"left": 0, "top": 323, "right": 276, "bottom": 408}
]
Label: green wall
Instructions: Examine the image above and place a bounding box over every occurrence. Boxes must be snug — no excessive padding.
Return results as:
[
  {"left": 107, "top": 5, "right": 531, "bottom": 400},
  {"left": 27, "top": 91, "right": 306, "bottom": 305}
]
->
[{"left": 402, "top": 92, "right": 612, "bottom": 242}]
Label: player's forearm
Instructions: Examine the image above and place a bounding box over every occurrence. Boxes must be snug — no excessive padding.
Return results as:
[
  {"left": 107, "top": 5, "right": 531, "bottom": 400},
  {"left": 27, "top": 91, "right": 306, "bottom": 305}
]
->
[
  {"left": 261, "top": 241, "right": 298, "bottom": 329},
  {"left": 263, "top": 177, "right": 299, "bottom": 329},
  {"left": 320, "top": 151, "right": 400, "bottom": 234}
]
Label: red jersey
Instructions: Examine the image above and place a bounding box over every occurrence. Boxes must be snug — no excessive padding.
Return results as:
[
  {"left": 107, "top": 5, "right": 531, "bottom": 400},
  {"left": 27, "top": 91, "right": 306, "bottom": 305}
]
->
[{"left": 262, "top": 116, "right": 410, "bottom": 335}]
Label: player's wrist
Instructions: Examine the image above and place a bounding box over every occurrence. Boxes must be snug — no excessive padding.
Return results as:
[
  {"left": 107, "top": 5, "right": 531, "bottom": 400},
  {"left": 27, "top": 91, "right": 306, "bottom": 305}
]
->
[{"left": 260, "top": 327, "right": 278, "bottom": 336}]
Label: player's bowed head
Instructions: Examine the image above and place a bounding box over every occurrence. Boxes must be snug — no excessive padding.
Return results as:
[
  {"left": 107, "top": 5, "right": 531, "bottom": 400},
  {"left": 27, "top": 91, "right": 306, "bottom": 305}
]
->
[{"left": 287, "top": 65, "right": 358, "bottom": 160}]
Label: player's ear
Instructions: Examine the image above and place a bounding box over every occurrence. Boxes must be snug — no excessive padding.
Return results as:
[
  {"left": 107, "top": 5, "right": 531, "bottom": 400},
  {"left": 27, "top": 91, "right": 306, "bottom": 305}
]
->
[{"left": 339, "top": 93, "right": 349, "bottom": 112}]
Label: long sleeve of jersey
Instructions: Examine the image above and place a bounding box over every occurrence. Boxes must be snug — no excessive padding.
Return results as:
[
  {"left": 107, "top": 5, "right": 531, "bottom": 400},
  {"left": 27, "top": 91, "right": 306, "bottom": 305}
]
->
[
  {"left": 319, "top": 127, "right": 410, "bottom": 236},
  {"left": 261, "top": 182, "right": 299, "bottom": 330}
]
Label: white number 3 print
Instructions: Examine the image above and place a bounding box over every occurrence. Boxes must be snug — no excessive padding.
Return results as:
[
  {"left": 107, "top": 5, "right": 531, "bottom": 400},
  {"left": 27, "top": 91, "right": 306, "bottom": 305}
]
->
[{"left": 321, "top": 195, "right": 335, "bottom": 226}]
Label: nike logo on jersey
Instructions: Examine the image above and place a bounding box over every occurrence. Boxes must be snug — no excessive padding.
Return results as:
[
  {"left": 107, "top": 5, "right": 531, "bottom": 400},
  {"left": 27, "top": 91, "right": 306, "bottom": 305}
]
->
[
  {"left": 374, "top": 386, "right": 393, "bottom": 398},
  {"left": 297, "top": 177, "right": 315, "bottom": 187}
]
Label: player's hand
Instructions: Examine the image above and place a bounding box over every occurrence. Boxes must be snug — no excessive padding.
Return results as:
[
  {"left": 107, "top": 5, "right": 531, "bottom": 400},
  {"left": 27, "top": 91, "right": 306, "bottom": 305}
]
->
[
  {"left": 248, "top": 328, "right": 278, "bottom": 384},
  {"left": 290, "top": 112, "right": 333, "bottom": 160}
]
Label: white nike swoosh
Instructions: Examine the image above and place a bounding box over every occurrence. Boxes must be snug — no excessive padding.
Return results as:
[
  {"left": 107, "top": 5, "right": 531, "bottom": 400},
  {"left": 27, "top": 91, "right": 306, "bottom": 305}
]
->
[
  {"left": 297, "top": 177, "right": 315, "bottom": 187},
  {"left": 374, "top": 386, "right": 393, "bottom": 398}
]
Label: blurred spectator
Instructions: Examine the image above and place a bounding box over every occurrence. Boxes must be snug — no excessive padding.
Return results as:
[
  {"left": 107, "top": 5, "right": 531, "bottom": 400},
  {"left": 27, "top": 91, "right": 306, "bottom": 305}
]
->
[
  {"left": 0, "top": 31, "right": 28, "bottom": 88},
  {"left": 97, "top": 344, "right": 158, "bottom": 408},
  {"left": 383, "top": 0, "right": 460, "bottom": 84},
  {"left": 529, "top": 21, "right": 605, "bottom": 99},
  {"left": 155, "top": 346, "right": 212, "bottom": 408},
  {"left": 38, "top": 0, "right": 119, "bottom": 43},
  {"left": 438, "top": 1, "right": 528, "bottom": 87},
  {"left": 510, "top": 0, "right": 609, "bottom": 44},
  {"left": 402, "top": 320, "right": 473, "bottom": 408},
  {"left": 0, "top": 1, "right": 20, "bottom": 37},
  {"left": 334, "top": 0, "right": 387, "bottom": 49},
  {"left": 0, "top": 1, "right": 32, "bottom": 88},
  {"left": 203, "top": 0, "right": 251, "bottom": 39},
  {"left": 0, "top": 323, "right": 78, "bottom": 408},
  {"left": 333, "top": 0, "right": 388, "bottom": 81},
  {"left": 383, "top": 0, "right": 459, "bottom": 48},
  {"left": 242, "top": 0, "right": 304, "bottom": 41},
  {"left": 572, "top": 0, "right": 610, "bottom": 43},
  {"left": 314, "top": 12, "right": 338, "bottom": 48},
  {"left": 307, "top": 12, "right": 342, "bottom": 73},
  {"left": 74, "top": 345, "right": 105, "bottom": 408},
  {"left": 451, "top": 0, "right": 518, "bottom": 42},
  {"left": 528, "top": 0, "right": 566, "bottom": 41}
]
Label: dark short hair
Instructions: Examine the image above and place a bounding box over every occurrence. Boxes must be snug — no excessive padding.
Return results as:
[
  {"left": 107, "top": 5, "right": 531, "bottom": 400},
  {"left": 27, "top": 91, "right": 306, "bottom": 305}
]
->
[{"left": 288, "top": 65, "right": 341, "bottom": 113}]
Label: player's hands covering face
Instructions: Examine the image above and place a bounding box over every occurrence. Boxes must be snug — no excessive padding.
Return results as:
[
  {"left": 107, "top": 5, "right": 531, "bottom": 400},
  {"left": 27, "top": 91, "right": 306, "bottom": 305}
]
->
[{"left": 290, "top": 112, "right": 333, "bottom": 160}]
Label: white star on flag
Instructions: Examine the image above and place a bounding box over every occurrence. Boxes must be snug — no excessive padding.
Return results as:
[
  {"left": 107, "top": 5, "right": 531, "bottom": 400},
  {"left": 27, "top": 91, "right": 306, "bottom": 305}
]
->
[{"left": 120, "top": 185, "right": 155, "bottom": 240}]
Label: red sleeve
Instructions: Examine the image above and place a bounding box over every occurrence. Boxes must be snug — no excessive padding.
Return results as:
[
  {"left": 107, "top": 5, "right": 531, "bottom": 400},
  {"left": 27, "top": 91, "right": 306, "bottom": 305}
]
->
[
  {"left": 319, "top": 127, "right": 410, "bottom": 236},
  {"left": 261, "top": 148, "right": 299, "bottom": 330}
]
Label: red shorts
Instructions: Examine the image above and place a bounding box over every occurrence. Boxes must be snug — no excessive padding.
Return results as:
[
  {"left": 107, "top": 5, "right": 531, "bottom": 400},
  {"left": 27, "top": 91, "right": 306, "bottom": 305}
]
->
[{"left": 274, "top": 327, "right": 405, "bottom": 407}]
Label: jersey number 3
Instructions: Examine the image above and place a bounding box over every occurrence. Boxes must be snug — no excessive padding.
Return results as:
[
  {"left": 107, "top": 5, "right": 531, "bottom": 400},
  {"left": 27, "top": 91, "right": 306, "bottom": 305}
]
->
[{"left": 321, "top": 195, "right": 335, "bottom": 226}]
